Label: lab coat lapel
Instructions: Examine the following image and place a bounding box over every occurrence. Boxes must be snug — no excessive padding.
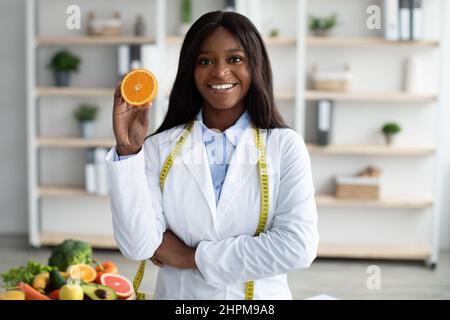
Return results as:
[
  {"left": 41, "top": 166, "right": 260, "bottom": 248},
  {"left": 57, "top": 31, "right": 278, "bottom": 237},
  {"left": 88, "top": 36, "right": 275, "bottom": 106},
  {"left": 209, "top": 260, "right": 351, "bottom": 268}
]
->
[
  {"left": 179, "top": 121, "right": 217, "bottom": 222},
  {"left": 216, "top": 126, "right": 260, "bottom": 219}
]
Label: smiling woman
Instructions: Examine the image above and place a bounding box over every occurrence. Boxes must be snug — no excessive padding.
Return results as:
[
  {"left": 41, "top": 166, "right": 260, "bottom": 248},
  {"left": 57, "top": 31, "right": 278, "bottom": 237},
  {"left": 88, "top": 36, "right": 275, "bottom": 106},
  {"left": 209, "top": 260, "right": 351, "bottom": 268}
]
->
[{"left": 108, "top": 10, "right": 318, "bottom": 300}]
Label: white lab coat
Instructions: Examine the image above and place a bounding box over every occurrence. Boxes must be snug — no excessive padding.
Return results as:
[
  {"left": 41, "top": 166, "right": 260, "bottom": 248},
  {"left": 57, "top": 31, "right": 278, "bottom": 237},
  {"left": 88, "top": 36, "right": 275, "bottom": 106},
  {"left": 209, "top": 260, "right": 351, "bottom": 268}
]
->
[{"left": 106, "top": 121, "right": 319, "bottom": 300}]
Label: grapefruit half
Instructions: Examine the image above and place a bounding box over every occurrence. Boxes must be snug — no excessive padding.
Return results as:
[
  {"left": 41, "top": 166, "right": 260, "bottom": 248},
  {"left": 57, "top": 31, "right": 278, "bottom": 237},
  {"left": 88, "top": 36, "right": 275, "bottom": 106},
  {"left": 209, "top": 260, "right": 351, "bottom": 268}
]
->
[{"left": 100, "top": 273, "right": 134, "bottom": 299}]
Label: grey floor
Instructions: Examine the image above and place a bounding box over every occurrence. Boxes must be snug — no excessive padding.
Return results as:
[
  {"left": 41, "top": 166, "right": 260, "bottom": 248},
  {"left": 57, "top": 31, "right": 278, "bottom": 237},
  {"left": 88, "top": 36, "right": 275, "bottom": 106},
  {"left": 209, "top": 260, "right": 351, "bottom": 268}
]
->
[{"left": 1, "top": 235, "right": 449, "bottom": 300}]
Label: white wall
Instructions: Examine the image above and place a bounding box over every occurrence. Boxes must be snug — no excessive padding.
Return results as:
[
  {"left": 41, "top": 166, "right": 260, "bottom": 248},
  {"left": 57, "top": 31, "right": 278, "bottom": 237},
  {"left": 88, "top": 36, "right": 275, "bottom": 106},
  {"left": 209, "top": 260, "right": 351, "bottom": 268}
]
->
[
  {"left": 0, "top": 0, "right": 449, "bottom": 249},
  {"left": 0, "top": 0, "right": 28, "bottom": 234}
]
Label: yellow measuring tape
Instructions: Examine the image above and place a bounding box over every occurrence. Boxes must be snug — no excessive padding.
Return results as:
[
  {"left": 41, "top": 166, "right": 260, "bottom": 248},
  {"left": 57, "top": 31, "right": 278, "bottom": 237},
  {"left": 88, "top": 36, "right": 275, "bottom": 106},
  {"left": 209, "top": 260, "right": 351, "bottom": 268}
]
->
[{"left": 132, "top": 121, "right": 268, "bottom": 300}]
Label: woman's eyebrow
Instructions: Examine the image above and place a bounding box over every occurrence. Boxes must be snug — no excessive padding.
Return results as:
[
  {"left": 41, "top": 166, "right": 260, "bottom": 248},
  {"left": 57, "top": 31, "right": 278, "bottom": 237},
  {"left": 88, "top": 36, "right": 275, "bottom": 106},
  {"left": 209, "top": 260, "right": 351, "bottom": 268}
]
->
[{"left": 197, "top": 48, "right": 245, "bottom": 55}]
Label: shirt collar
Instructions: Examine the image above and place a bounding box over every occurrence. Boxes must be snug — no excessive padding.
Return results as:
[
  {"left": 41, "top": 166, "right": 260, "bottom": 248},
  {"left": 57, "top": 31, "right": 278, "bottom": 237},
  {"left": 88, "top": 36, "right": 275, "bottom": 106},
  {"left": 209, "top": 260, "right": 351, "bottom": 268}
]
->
[{"left": 196, "top": 109, "right": 251, "bottom": 147}]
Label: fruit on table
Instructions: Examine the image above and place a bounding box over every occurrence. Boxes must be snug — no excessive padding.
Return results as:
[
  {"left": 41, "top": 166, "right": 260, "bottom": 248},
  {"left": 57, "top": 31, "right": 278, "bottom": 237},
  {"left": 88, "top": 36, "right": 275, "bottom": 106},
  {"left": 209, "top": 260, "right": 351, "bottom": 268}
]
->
[
  {"left": 94, "top": 261, "right": 118, "bottom": 284},
  {"left": 32, "top": 272, "right": 49, "bottom": 293},
  {"left": 82, "top": 284, "right": 118, "bottom": 300},
  {"left": 48, "top": 239, "right": 92, "bottom": 271},
  {"left": 67, "top": 264, "right": 97, "bottom": 283},
  {"left": 120, "top": 68, "right": 158, "bottom": 106},
  {"left": 20, "top": 282, "right": 51, "bottom": 300},
  {"left": 59, "top": 283, "right": 84, "bottom": 300},
  {"left": 0, "top": 289, "right": 25, "bottom": 300},
  {"left": 100, "top": 273, "right": 134, "bottom": 299}
]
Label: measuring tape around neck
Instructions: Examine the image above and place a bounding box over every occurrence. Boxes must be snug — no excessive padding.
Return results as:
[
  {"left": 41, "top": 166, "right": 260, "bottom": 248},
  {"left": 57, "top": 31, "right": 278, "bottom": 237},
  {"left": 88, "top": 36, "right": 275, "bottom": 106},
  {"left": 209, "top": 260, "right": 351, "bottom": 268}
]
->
[{"left": 132, "top": 121, "right": 269, "bottom": 300}]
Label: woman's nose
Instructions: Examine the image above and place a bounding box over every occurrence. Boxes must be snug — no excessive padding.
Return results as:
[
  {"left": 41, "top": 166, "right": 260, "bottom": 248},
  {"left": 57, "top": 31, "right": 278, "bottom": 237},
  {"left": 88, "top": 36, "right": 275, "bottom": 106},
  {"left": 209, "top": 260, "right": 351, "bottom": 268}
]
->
[{"left": 211, "top": 61, "right": 230, "bottom": 78}]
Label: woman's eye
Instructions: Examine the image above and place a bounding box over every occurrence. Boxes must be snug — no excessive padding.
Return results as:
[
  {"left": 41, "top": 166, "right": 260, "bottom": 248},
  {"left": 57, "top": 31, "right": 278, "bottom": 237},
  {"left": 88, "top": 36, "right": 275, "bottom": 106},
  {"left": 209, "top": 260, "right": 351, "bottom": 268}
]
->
[
  {"left": 230, "top": 56, "right": 242, "bottom": 63},
  {"left": 198, "top": 58, "right": 212, "bottom": 65}
]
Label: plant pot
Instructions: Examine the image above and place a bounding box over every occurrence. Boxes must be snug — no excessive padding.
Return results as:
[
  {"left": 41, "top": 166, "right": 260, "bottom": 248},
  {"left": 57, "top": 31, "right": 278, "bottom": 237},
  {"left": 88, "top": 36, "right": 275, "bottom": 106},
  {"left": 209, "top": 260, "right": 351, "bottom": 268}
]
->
[
  {"left": 54, "top": 71, "right": 71, "bottom": 87},
  {"left": 311, "top": 29, "right": 332, "bottom": 37},
  {"left": 79, "top": 121, "right": 95, "bottom": 138},
  {"left": 384, "top": 133, "right": 396, "bottom": 145}
]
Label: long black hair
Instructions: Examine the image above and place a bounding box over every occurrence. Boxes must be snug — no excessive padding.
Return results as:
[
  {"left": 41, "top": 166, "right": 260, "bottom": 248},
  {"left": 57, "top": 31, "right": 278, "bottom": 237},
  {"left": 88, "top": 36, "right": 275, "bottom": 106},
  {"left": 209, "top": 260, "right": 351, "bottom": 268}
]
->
[{"left": 153, "top": 10, "right": 287, "bottom": 135}]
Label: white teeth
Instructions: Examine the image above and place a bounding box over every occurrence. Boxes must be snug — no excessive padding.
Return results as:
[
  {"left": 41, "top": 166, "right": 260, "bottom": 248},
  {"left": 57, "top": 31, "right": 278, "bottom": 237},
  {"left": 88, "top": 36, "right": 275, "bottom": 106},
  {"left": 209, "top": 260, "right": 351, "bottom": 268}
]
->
[{"left": 210, "top": 84, "right": 234, "bottom": 90}]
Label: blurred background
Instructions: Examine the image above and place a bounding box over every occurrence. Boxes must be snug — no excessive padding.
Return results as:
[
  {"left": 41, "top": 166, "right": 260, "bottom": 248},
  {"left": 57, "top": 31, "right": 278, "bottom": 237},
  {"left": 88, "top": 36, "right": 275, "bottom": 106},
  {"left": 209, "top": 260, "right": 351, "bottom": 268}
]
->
[{"left": 0, "top": 0, "right": 449, "bottom": 299}]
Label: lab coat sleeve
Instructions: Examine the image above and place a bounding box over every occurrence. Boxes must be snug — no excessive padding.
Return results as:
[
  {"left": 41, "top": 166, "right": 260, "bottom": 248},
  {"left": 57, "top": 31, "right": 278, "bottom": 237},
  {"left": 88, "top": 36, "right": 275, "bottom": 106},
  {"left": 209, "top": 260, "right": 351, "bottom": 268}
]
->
[
  {"left": 106, "top": 138, "right": 166, "bottom": 261},
  {"left": 194, "top": 130, "right": 319, "bottom": 285}
]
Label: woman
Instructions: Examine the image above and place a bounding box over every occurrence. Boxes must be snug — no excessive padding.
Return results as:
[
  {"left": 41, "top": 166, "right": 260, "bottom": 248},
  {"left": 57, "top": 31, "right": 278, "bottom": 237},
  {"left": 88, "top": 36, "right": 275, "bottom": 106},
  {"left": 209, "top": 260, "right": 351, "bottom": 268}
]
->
[{"left": 107, "top": 10, "right": 318, "bottom": 300}]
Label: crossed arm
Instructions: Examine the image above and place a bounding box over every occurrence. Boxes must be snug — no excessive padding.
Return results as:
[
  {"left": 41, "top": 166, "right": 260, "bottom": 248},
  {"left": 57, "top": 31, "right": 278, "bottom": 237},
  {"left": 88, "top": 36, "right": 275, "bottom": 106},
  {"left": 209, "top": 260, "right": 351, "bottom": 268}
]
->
[{"left": 150, "top": 230, "right": 197, "bottom": 269}]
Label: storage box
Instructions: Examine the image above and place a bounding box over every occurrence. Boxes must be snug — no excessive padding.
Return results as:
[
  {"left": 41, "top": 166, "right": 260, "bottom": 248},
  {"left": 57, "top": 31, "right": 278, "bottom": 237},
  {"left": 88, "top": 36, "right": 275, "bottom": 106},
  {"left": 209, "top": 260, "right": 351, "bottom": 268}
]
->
[
  {"left": 335, "top": 176, "right": 380, "bottom": 199},
  {"left": 310, "top": 65, "right": 353, "bottom": 92}
]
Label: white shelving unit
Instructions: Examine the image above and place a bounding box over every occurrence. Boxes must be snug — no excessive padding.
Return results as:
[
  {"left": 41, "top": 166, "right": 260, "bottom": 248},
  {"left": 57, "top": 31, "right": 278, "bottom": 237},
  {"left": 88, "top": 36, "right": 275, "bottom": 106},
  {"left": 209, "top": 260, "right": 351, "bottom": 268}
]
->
[
  {"left": 26, "top": 0, "right": 443, "bottom": 267},
  {"left": 26, "top": 0, "right": 165, "bottom": 248}
]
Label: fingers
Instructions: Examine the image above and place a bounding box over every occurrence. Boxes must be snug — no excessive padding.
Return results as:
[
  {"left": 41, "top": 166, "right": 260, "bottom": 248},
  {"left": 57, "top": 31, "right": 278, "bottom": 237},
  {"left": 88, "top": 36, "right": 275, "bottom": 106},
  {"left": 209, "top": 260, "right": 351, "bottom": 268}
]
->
[
  {"left": 114, "top": 81, "right": 123, "bottom": 105},
  {"left": 150, "top": 257, "right": 163, "bottom": 267}
]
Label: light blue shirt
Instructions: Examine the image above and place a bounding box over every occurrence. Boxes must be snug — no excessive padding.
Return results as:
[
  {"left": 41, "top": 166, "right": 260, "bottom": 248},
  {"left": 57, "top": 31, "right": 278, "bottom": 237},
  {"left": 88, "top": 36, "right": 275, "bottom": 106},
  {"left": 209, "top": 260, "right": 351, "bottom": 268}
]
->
[
  {"left": 196, "top": 110, "right": 251, "bottom": 205},
  {"left": 115, "top": 109, "right": 251, "bottom": 206}
]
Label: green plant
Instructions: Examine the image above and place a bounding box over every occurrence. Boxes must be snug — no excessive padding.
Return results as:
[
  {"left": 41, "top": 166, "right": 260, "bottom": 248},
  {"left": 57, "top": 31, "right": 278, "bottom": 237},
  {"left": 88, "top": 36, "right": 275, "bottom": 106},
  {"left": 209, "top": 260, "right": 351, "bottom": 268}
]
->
[
  {"left": 48, "top": 50, "right": 81, "bottom": 72},
  {"left": 181, "top": 0, "right": 192, "bottom": 24},
  {"left": 269, "top": 28, "right": 279, "bottom": 37},
  {"left": 382, "top": 122, "right": 401, "bottom": 135},
  {"left": 73, "top": 104, "right": 99, "bottom": 122},
  {"left": 309, "top": 14, "right": 338, "bottom": 32}
]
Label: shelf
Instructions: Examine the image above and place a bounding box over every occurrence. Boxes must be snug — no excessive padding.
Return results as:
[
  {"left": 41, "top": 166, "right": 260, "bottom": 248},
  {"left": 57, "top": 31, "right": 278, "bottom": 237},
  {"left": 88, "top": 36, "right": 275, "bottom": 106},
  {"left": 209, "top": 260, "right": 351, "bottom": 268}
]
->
[
  {"left": 37, "top": 86, "right": 114, "bottom": 97},
  {"left": 307, "top": 144, "right": 436, "bottom": 156},
  {"left": 39, "top": 186, "right": 108, "bottom": 198},
  {"left": 305, "top": 90, "right": 437, "bottom": 102},
  {"left": 318, "top": 243, "right": 432, "bottom": 260},
  {"left": 37, "top": 137, "right": 115, "bottom": 148},
  {"left": 36, "top": 36, "right": 156, "bottom": 45},
  {"left": 315, "top": 195, "right": 433, "bottom": 209},
  {"left": 166, "top": 35, "right": 296, "bottom": 46},
  {"left": 40, "top": 232, "right": 117, "bottom": 249},
  {"left": 307, "top": 36, "right": 439, "bottom": 47}
]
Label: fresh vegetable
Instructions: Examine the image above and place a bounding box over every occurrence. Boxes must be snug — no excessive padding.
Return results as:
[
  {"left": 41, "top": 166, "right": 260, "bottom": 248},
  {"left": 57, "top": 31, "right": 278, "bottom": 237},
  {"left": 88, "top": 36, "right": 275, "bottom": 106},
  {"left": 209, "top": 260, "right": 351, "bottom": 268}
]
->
[
  {"left": 48, "top": 239, "right": 92, "bottom": 271},
  {"left": 47, "top": 289, "right": 60, "bottom": 300},
  {"left": 94, "top": 261, "right": 118, "bottom": 283},
  {"left": 1, "top": 261, "right": 55, "bottom": 287},
  {"left": 20, "top": 282, "right": 51, "bottom": 300},
  {"left": 48, "top": 270, "right": 67, "bottom": 291},
  {"left": 32, "top": 272, "right": 49, "bottom": 293},
  {"left": 59, "top": 283, "right": 84, "bottom": 300}
]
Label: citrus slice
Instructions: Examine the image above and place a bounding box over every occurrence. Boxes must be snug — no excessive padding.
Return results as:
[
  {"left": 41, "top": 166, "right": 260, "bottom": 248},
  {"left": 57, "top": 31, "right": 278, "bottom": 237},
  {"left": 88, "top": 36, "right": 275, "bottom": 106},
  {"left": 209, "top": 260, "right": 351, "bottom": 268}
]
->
[
  {"left": 67, "top": 264, "right": 97, "bottom": 283},
  {"left": 120, "top": 68, "right": 158, "bottom": 106},
  {"left": 100, "top": 273, "right": 134, "bottom": 299}
]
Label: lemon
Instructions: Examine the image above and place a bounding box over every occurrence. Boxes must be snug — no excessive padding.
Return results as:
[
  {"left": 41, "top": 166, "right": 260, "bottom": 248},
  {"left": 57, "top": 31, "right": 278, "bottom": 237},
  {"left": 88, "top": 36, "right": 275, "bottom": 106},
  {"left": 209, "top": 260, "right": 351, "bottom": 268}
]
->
[{"left": 59, "top": 284, "right": 84, "bottom": 300}]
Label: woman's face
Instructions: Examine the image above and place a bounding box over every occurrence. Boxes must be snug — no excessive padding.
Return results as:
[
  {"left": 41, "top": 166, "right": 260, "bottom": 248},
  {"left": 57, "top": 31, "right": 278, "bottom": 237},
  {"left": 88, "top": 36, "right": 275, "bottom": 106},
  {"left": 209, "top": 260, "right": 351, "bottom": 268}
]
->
[{"left": 194, "top": 27, "right": 252, "bottom": 112}]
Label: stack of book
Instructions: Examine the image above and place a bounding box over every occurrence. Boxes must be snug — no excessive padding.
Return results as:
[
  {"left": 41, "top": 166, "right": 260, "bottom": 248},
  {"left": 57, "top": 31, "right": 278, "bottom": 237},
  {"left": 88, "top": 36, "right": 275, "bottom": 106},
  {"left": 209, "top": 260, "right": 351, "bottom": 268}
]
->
[{"left": 384, "top": 0, "right": 423, "bottom": 41}]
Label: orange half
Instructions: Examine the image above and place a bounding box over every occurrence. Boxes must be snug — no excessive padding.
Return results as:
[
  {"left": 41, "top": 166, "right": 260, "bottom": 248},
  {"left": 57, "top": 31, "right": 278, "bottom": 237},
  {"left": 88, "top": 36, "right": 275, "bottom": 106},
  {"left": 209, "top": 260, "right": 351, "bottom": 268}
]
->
[
  {"left": 120, "top": 68, "right": 158, "bottom": 106},
  {"left": 67, "top": 264, "right": 97, "bottom": 283}
]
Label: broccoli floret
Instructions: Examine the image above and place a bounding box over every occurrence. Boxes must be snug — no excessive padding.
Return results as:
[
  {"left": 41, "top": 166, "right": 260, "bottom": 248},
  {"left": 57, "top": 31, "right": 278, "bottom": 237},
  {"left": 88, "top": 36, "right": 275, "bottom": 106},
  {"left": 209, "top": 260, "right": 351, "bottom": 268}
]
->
[{"left": 48, "top": 239, "right": 93, "bottom": 271}]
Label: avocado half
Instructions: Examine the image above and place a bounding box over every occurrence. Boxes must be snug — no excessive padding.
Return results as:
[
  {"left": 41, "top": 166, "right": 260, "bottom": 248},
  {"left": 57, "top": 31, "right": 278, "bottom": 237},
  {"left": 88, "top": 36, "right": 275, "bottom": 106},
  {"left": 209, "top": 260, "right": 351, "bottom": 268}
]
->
[{"left": 82, "top": 284, "right": 118, "bottom": 300}]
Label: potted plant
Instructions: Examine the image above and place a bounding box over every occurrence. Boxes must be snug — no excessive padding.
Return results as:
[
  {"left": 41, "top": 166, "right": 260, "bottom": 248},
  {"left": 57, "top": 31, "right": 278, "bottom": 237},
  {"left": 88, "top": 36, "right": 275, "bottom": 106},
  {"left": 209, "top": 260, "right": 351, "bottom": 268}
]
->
[
  {"left": 381, "top": 122, "right": 401, "bottom": 145},
  {"left": 179, "top": 0, "right": 192, "bottom": 36},
  {"left": 73, "top": 104, "right": 99, "bottom": 138},
  {"left": 48, "top": 50, "right": 81, "bottom": 87},
  {"left": 309, "top": 14, "right": 338, "bottom": 37}
]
